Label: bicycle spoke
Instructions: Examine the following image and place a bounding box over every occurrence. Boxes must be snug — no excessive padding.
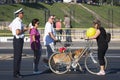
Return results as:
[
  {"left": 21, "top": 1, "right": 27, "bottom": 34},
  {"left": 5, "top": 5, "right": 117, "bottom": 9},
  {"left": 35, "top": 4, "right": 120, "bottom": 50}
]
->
[
  {"left": 49, "top": 53, "right": 71, "bottom": 74},
  {"left": 85, "top": 53, "right": 100, "bottom": 74}
]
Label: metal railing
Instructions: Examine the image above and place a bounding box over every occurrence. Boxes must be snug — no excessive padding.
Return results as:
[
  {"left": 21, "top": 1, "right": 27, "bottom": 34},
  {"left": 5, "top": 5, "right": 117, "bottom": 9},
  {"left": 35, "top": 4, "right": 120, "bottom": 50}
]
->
[{"left": 0, "top": 28, "right": 120, "bottom": 42}]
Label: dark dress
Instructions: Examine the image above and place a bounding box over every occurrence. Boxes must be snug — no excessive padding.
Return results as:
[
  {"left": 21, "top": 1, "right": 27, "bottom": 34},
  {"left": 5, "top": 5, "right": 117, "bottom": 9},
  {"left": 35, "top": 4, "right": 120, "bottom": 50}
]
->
[{"left": 96, "top": 27, "right": 108, "bottom": 65}]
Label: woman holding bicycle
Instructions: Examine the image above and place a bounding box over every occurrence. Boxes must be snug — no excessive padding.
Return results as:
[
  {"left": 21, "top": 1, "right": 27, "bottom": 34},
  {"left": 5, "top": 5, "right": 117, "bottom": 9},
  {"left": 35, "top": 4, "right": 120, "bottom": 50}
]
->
[{"left": 88, "top": 19, "right": 108, "bottom": 75}]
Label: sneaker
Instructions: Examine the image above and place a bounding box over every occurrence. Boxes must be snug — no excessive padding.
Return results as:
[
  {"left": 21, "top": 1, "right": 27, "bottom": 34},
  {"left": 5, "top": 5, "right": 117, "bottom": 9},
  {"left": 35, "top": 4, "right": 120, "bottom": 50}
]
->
[
  {"left": 96, "top": 71, "right": 105, "bottom": 75},
  {"left": 33, "top": 71, "right": 42, "bottom": 74}
]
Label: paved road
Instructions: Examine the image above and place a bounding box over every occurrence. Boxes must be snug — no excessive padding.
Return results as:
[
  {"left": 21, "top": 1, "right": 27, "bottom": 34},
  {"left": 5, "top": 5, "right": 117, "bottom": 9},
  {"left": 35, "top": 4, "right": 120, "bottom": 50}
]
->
[
  {"left": 0, "top": 40, "right": 120, "bottom": 49},
  {"left": 0, "top": 41, "right": 120, "bottom": 80},
  {"left": 0, "top": 50, "right": 120, "bottom": 80}
]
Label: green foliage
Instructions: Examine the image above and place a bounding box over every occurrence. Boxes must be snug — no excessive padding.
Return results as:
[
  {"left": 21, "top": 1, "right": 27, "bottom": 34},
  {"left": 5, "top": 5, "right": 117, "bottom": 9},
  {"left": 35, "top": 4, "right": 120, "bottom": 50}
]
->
[
  {"left": 83, "top": 4, "right": 120, "bottom": 28},
  {"left": 0, "top": 2, "right": 119, "bottom": 28}
]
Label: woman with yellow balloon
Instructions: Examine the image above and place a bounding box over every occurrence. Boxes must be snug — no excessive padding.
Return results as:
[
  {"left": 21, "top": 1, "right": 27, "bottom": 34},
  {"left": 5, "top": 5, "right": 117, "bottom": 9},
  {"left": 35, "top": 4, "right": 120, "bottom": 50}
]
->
[{"left": 86, "top": 19, "right": 108, "bottom": 75}]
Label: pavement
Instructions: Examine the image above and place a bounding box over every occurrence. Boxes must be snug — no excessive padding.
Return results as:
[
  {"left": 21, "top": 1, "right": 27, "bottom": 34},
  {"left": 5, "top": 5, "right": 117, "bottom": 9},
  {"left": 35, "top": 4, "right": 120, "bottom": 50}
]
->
[
  {"left": 0, "top": 55, "right": 120, "bottom": 80},
  {"left": 0, "top": 40, "right": 120, "bottom": 80}
]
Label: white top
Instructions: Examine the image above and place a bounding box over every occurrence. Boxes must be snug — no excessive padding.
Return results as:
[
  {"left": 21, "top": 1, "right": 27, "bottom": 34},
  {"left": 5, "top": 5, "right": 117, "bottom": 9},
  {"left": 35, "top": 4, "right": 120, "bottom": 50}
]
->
[
  {"left": 43, "top": 22, "right": 55, "bottom": 45},
  {"left": 8, "top": 17, "right": 24, "bottom": 38},
  {"left": 29, "top": 23, "right": 33, "bottom": 28}
]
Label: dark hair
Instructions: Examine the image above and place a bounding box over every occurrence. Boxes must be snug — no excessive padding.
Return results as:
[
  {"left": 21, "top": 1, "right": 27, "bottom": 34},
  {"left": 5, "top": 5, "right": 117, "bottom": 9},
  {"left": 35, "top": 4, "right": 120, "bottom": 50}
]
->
[
  {"left": 93, "top": 19, "right": 101, "bottom": 28},
  {"left": 32, "top": 18, "right": 39, "bottom": 26}
]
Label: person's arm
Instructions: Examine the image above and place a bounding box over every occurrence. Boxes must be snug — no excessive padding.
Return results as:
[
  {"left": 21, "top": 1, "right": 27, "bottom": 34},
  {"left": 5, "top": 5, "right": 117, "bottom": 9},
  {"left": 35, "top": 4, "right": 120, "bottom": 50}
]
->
[
  {"left": 32, "top": 35, "right": 36, "bottom": 42},
  {"left": 49, "top": 32, "right": 57, "bottom": 41},
  {"left": 16, "top": 26, "right": 28, "bottom": 35},
  {"left": 32, "top": 35, "right": 37, "bottom": 50},
  {"left": 89, "top": 29, "right": 100, "bottom": 39},
  {"left": 16, "top": 29, "right": 25, "bottom": 35}
]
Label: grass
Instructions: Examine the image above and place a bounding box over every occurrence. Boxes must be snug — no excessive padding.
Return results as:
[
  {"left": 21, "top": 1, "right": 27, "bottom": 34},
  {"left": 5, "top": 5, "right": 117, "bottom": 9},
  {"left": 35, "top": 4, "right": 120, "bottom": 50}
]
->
[
  {"left": 0, "top": 2, "right": 120, "bottom": 36},
  {"left": 83, "top": 4, "right": 120, "bottom": 27}
]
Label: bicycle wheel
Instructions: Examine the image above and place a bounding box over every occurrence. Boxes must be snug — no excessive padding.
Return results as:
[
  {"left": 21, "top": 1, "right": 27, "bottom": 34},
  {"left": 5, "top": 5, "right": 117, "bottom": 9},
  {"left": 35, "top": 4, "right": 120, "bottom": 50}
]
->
[
  {"left": 49, "top": 53, "right": 71, "bottom": 74},
  {"left": 85, "top": 52, "right": 107, "bottom": 74}
]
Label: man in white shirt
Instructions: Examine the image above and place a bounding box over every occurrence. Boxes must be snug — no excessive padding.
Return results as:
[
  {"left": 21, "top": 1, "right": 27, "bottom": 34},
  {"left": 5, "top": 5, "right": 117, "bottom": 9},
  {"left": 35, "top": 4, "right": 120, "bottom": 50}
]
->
[
  {"left": 43, "top": 16, "right": 57, "bottom": 64},
  {"left": 8, "top": 8, "right": 28, "bottom": 78}
]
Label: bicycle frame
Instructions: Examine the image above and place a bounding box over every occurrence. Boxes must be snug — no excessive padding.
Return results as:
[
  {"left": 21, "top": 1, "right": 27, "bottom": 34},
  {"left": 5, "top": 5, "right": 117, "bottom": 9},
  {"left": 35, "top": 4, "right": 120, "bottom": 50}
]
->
[
  {"left": 71, "top": 39, "right": 93, "bottom": 62},
  {"left": 69, "top": 39, "right": 94, "bottom": 70}
]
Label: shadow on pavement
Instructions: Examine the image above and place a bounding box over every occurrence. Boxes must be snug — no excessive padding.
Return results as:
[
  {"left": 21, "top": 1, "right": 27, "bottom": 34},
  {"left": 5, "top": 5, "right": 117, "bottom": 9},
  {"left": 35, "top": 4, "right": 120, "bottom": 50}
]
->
[{"left": 107, "top": 68, "right": 120, "bottom": 74}]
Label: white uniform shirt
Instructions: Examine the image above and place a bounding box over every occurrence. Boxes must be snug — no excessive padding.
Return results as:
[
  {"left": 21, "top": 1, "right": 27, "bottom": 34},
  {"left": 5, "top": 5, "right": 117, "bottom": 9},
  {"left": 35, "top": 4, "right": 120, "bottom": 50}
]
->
[
  {"left": 43, "top": 22, "right": 55, "bottom": 45},
  {"left": 9, "top": 17, "right": 24, "bottom": 38}
]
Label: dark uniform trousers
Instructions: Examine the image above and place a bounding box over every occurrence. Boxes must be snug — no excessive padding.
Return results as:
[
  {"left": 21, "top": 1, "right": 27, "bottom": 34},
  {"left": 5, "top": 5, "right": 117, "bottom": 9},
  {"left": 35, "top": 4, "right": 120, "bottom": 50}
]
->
[{"left": 13, "top": 36, "right": 24, "bottom": 76}]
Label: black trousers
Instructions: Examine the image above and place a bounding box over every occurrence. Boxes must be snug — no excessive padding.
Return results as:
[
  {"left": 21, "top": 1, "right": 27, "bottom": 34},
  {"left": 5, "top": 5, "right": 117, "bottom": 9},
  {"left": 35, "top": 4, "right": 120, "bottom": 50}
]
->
[
  {"left": 98, "top": 44, "right": 108, "bottom": 65},
  {"left": 65, "top": 29, "right": 72, "bottom": 42},
  {"left": 13, "top": 37, "right": 24, "bottom": 76}
]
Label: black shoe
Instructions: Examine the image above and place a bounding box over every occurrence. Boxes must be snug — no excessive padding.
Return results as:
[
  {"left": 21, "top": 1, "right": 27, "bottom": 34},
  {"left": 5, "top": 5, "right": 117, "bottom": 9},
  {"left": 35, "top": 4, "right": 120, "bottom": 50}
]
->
[{"left": 14, "top": 74, "right": 22, "bottom": 78}]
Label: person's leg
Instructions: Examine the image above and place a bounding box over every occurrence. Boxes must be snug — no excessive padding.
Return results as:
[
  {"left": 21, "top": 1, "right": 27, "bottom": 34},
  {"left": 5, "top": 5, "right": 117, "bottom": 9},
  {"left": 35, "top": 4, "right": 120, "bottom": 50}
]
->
[
  {"left": 66, "top": 29, "right": 69, "bottom": 42},
  {"left": 43, "top": 43, "right": 54, "bottom": 65},
  {"left": 68, "top": 29, "right": 72, "bottom": 42},
  {"left": 46, "top": 44, "right": 54, "bottom": 59},
  {"left": 13, "top": 38, "right": 23, "bottom": 77},
  {"left": 33, "top": 50, "right": 39, "bottom": 71},
  {"left": 33, "top": 46, "right": 42, "bottom": 73},
  {"left": 56, "top": 30, "right": 59, "bottom": 40},
  {"left": 59, "top": 29, "right": 62, "bottom": 40},
  {"left": 13, "top": 38, "right": 18, "bottom": 76},
  {"left": 97, "top": 48, "right": 107, "bottom": 75}
]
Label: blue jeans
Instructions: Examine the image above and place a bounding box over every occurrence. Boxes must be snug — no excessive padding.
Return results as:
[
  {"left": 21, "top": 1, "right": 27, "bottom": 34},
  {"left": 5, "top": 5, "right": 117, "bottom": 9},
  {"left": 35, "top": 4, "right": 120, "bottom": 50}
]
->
[{"left": 46, "top": 43, "right": 54, "bottom": 59}]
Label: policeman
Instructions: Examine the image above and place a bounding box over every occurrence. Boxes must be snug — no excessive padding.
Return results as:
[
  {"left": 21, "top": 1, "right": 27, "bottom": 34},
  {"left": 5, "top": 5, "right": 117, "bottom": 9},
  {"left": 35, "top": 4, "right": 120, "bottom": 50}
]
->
[{"left": 8, "top": 8, "right": 28, "bottom": 78}]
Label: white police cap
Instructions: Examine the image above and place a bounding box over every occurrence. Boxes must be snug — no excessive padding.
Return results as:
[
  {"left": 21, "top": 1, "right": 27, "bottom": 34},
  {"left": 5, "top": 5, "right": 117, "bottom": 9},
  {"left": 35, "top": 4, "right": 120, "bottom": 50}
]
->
[{"left": 14, "top": 8, "right": 23, "bottom": 14}]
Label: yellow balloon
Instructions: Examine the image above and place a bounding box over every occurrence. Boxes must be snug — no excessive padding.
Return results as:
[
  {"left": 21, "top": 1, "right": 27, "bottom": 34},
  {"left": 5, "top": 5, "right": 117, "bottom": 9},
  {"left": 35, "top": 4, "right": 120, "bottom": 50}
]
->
[{"left": 86, "top": 27, "right": 96, "bottom": 37}]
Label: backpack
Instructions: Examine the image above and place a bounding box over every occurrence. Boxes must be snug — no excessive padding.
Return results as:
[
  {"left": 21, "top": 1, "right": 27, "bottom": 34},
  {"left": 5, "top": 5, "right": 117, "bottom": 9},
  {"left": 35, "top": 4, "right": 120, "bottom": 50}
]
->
[{"left": 106, "top": 33, "right": 111, "bottom": 43}]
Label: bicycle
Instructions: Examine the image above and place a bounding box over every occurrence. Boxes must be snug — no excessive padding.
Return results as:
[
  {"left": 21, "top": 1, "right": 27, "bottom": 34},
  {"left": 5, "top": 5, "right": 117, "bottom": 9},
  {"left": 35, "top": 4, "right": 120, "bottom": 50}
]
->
[{"left": 48, "top": 39, "right": 107, "bottom": 74}]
